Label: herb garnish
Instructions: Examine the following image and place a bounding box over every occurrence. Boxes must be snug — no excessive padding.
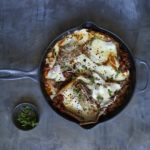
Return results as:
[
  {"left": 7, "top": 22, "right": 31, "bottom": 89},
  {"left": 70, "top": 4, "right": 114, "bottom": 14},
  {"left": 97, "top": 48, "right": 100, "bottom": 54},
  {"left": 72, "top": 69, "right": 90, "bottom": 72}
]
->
[
  {"left": 82, "top": 65, "right": 87, "bottom": 70},
  {"left": 61, "top": 64, "right": 70, "bottom": 71},
  {"left": 97, "top": 95, "right": 103, "bottom": 101},
  {"left": 110, "top": 75, "right": 114, "bottom": 80},
  {"left": 108, "top": 89, "right": 113, "bottom": 96},
  {"left": 89, "top": 77, "right": 95, "bottom": 83},
  {"left": 78, "top": 92, "right": 82, "bottom": 99},
  {"left": 115, "top": 70, "right": 120, "bottom": 78},
  {"left": 54, "top": 51, "right": 57, "bottom": 56},
  {"left": 73, "top": 88, "right": 80, "bottom": 94},
  {"left": 71, "top": 76, "right": 76, "bottom": 80},
  {"left": 17, "top": 106, "right": 38, "bottom": 128},
  {"left": 73, "top": 88, "right": 82, "bottom": 99}
]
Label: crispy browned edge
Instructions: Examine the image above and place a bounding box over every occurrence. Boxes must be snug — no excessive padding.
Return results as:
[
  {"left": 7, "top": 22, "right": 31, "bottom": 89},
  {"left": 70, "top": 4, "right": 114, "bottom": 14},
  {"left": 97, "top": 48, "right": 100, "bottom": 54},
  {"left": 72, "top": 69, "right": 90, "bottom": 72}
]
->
[{"left": 42, "top": 30, "right": 131, "bottom": 124}]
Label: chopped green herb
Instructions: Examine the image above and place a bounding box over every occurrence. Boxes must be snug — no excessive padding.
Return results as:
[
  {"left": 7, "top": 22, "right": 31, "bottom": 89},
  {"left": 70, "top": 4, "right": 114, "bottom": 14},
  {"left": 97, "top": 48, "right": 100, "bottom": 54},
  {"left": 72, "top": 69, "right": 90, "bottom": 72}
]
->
[
  {"left": 71, "top": 76, "right": 76, "bottom": 80},
  {"left": 108, "top": 89, "right": 113, "bottom": 96},
  {"left": 78, "top": 92, "right": 82, "bottom": 99},
  {"left": 78, "top": 69, "right": 85, "bottom": 73},
  {"left": 73, "top": 88, "right": 82, "bottom": 99},
  {"left": 61, "top": 64, "right": 69, "bottom": 71},
  {"left": 110, "top": 75, "right": 114, "bottom": 80},
  {"left": 73, "top": 88, "right": 80, "bottom": 94},
  {"left": 115, "top": 70, "right": 120, "bottom": 78},
  {"left": 89, "top": 77, "right": 95, "bottom": 83},
  {"left": 17, "top": 106, "right": 38, "bottom": 128},
  {"left": 97, "top": 95, "right": 103, "bottom": 101},
  {"left": 82, "top": 65, "right": 87, "bottom": 69},
  {"left": 54, "top": 51, "right": 57, "bottom": 56}
]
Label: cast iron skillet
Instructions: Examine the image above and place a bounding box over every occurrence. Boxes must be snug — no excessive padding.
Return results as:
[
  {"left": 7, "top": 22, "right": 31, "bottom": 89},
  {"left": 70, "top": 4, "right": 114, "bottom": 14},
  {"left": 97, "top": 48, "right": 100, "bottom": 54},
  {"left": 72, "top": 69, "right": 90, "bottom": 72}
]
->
[{"left": 0, "top": 22, "right": 149, "bottom": 128}]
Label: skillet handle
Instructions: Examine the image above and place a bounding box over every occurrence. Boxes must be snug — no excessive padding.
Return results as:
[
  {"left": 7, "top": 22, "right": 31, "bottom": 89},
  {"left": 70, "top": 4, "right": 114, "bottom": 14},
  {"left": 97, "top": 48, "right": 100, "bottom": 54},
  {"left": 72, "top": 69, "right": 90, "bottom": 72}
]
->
[
  {"left": 0, "top": 68, "right": 39, "bottom": 82},
  {"left": 80, "top": 21, "right": 99, "bottom": 29},
  {"left": 135, "top": 58, "right": 150, "bottom": 93}
]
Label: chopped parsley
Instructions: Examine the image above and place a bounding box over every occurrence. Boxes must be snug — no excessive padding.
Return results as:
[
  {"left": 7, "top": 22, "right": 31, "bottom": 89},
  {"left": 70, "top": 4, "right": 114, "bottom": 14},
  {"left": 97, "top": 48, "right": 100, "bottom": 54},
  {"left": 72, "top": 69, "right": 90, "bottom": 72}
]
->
[
  {"left": 97, "top": 95, "right": 103, "bottom": 101},
  {"left": 78, "top": 92, "right": 82, "bottom": 99},
  {"left": 73, "top": 88, "right": 82, "bottom": 99},
  {"left": 17, "top": 106, "right": 38, "bottom": 128},
  {"left": 110, "top": 75, "right": 114, "bottom": 80},
  {"left": 54, "top": 51, "right": 57, "bottom": 56},
  {"left": 89, "top": 77, "right": 95, "bottom": 83},
  {"left": 82, "top": 65, "right": 87, "bottom": 69},
  {"left": 108, "top": 89, "right": 113, "bottom": 96},
  {"left": 73, "top": 88, "right": 80, "bottom": 94},
  {"left": 61, "top": 64, "right": 70, "bottom": 71},
  {"left": 115, "top": 70, "right": 120, "bottom": 78},
  {"left": 71, "top": 76, "right": 76, "bottom": 80},
  {"left": 77, "top": 66, "right": 87, "bottom": 73}
]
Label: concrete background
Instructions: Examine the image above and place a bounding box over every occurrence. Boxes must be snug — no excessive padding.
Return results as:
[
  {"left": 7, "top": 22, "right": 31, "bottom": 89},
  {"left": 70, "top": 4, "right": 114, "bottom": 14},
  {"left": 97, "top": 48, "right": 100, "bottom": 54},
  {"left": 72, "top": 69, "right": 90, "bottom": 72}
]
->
[{"left": 0, "top": 0, "right": 150, "bottom": 149}]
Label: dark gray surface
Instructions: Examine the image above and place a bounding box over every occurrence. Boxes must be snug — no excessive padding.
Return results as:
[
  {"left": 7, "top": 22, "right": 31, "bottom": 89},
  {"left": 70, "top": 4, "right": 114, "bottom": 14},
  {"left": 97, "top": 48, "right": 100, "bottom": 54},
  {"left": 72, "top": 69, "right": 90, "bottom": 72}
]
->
[{"left": 0, "top": 0, "right": 150, "bottom": 150}]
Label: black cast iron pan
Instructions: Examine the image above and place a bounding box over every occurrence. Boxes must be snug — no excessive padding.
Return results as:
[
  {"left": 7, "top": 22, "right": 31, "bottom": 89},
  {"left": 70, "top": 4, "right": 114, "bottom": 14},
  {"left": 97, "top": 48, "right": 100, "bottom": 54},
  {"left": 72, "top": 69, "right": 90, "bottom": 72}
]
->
[{"left": 0, "top": 22, "right": 149, "bottom": 128}]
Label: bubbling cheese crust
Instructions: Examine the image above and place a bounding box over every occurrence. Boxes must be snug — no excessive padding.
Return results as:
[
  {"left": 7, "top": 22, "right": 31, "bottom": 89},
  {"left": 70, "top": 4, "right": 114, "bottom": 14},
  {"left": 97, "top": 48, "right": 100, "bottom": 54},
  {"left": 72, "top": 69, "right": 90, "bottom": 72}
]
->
[{"left": 43, "top": 29, "right": 130, "bottom": 125}]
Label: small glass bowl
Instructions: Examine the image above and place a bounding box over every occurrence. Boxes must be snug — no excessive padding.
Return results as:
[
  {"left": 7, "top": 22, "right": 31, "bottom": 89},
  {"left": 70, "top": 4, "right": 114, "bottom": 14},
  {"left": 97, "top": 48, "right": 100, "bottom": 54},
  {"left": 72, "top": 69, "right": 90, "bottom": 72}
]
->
[{"left": 12, "top": 103, "right": 39, "bottom": 130}]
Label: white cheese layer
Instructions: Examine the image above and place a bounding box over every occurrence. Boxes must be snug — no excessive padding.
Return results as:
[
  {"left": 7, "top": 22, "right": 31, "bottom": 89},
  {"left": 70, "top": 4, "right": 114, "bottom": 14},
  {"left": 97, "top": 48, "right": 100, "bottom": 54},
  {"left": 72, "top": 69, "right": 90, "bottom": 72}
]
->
[
  {"left": 60, "top": 83, "right": 100, "bottom": 122},
  {"left": 74, "top": 29, "right": 89, "bottom": 45},
  {"left": 60, "top": 29, "right": 89, "bottom": 50},
  {"left": 77, "top": 75, "right": 121, "bottom": 107},
  {"left": 92, "top": 83, "right": 121, "bottom": 107},
  {"left": 63, "top": 87, "right": 83, "bottom": 111},
  {"left": 74, "top": 54, "right": 129, "bottom": 81},
  {"left": 46, "top": 65, "right": 66, "bottom": 81},
  {"left": 89, "top": 38, "right": 117, "bottom": 64}
]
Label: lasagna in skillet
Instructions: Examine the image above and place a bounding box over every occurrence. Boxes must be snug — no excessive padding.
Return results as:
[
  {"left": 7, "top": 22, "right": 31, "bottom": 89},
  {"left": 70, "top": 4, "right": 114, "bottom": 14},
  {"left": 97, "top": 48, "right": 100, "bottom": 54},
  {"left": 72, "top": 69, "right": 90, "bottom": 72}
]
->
[{"left": 43, "top": 29, "right": 131, "bottom": 125}]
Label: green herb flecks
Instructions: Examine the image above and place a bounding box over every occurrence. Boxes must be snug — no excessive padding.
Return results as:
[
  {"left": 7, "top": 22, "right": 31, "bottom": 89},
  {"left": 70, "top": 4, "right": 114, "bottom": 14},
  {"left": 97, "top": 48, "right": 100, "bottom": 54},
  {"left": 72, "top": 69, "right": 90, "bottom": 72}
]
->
[
  {"left": 83, "top": 65, "right": 87, "bottom": 69},
  {"left": 54, "top": 51, "right": 57, "bottom": 57},
  {"left": 78, "top": 92, "right": 82, "bottom": 99},
  {"left": 73, "top": 88, "right": 80, "bottom": 94},
  {"left": 17, "top": 106, "right": 38, "bottom": 128},
  {"left": 71, "top": 76, "right": 76, "bottom": 80},
  {"left": 89, "top": 76, "right": 95, "bottom": 83},
  {"left": 115, "top": 70, "right": 120, "bottom": 78},
  {"left": 109, "top": 75, "right": 114, "bottom": 80},
  {"left": 61, "top": 64, "right": 70, "bottom": 71},
  {"left": 73, "top": 88, "right": 82, "bottom": 99},
  {"left": 97, "top": 95, "right": 103, "bottom": 101},
  {"left": 77, "top": 65, "right": 88, "bottom": 73},
  {"left": 108, "top": 89, "right": 113, "bottom": 96}
]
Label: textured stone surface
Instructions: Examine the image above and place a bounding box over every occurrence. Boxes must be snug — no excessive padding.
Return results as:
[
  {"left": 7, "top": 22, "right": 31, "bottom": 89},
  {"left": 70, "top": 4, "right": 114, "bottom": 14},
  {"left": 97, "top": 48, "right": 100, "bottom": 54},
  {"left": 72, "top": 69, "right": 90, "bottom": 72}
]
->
[{"left": 0, "top": 0, "right": 150, "bottom": 150}]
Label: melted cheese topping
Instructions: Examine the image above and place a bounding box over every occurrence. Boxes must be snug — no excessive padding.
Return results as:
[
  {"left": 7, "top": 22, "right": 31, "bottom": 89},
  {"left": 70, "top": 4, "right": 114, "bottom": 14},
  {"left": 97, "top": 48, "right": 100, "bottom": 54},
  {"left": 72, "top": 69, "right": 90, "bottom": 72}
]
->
[
  {"left": 63, "top": 87, "right": 83, "bottom": 111},
  {"left": 92, "top": 83, "right": 121, "bottom": 107},
  {"left": 60, "top": 82, "right": 100, "bottom": 122},
  {"left": 74, "top": 54, "right": 129, "bottom": 81},
  {"left": 60, "top": 29, "right": 89, "bottom": 50},
  {"left": 74, "top": 29, "right": 89, "bottom": 45},
  {"left": 44, "top": 29, "right": 130, "bottom": 123},
  {"left": 46, "top": 65, "right": 66, "bottom": 81},
  {"left": 89, "top": 39, "right": 117, "bottom": 64},
  {"left": 77, "top": 75, "right": 121, "bottom": 107}
]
